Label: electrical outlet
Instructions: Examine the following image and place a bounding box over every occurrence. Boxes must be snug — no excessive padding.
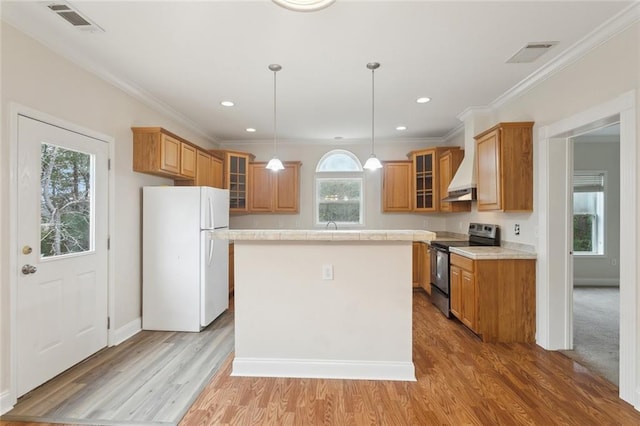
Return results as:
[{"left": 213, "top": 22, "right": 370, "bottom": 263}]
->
[
  {"left": 322, "top": 264, "right": 333, "bottom": 280},
  {"left": 514, "top": 224, "right": 520, "bottom": 235}
]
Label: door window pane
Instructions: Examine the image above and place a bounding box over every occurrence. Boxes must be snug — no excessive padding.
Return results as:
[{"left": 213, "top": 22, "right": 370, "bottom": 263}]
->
[{"left": 41, "top": 143, "right": 93, "bottom": 258}]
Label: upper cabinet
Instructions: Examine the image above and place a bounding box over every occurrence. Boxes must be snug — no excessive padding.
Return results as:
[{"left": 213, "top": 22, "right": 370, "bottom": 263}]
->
[
  {"left": 132, "top": 127, "right": 221, "bottom": 187},
  {"left": 133, "top": 127, "right": 193, "bottom": 179},
  {"left": 209, "top": 150, "right": 254, "bottom": 213},
  {"left": 410, "top": 148, "right": 437, "bottom": 212},
  {"left": 382, "top": 161, "right": 413, "bottom": 212},
  {"left": 438, "top": 149, "right": 470, "bottom": 212},
  {"left": 249, "top": 161, "right": 301, "bottom": 213},
  {"left": 475, "top": 122, "right": 534, "bottom": 212}
]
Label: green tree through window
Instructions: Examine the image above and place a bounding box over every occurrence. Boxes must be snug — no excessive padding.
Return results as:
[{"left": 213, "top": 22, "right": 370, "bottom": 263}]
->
[{"left": 41, "top": 143, "right": 92, "bottom": 257}]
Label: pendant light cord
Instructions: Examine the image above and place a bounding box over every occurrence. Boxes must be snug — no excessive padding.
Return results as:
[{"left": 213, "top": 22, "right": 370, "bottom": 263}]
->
[
  {"left": 371, "top": 66, "right": 375, "bottom": 156},
  {"left": 273, "top": 69, "right": 278, "bottom": 157}
]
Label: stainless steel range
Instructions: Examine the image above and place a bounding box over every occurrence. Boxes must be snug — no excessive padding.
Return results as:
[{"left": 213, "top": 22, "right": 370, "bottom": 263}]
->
[{"left": 429, "top": 223, "right": 500, "bottom": 317}]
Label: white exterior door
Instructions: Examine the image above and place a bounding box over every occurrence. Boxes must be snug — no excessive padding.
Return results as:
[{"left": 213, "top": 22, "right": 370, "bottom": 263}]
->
[{"left": 16, "top": 115, "right": 109, "bottom": 397}]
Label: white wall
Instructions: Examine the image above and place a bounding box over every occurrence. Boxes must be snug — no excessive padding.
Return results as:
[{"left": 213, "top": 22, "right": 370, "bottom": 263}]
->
[
  {"left": 224, "top": 139, "right": 458, "bottom": 232},
  {"left": 573, "top": 139, "right": 620, "bottom": 286},
  {"left": 0, "top": 22, "right": 219, "bottom": 399}
]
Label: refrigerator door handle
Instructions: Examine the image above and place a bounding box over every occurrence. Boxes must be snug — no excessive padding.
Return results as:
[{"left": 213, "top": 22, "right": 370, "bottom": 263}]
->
[
  {"left": 208, "top": 235, "right": 214, "bottom": 266},
  {"left": 208, "top": 197, "right": 214, "bottom": 229}
]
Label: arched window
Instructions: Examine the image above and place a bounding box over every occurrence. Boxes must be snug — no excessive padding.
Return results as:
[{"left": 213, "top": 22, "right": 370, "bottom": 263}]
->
[{"left": 315, "top": 150, "right": 364, "bottom": 226}]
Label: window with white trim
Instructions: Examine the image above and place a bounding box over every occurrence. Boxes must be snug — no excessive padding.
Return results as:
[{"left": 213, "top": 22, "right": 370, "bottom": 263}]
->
[
  {"left": 315, "top": 150, "right": 364, "bottom": 226},
  {"left": 573, "top": 171, "right": 605, "bottom": 255}
]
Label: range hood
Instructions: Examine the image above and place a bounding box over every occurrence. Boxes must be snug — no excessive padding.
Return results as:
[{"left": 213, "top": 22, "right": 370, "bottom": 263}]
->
[
  {"left": 444, "top": 108, "right": 492, "bottom": 202},
  {"left": 443, "top": 152, "right": 476, "bottom": 201}
]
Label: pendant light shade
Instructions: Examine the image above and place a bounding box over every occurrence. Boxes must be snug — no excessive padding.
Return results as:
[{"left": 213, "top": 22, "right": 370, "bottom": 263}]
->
[
  {"left": 363, "top": 62, "right": 383, "bottom": 171},
  {"left": 266, "top": 64, "right": 285, "bottom": 171}
]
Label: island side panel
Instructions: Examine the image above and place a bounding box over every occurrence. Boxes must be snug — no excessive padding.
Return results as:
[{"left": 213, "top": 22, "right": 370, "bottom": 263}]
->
[{"left": 232, "top": 240, "right": 415, "bottom": 381}]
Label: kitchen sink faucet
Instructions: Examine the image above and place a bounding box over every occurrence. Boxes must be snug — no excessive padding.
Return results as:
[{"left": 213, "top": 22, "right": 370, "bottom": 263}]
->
[{"left": 325, "top": 221, "right": 338, "bottom": 230}]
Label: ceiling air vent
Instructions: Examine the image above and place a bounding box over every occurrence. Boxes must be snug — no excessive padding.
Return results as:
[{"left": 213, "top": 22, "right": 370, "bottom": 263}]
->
[
  {"left": 506, "top": 42, "right": 557, "bottom": 63},
  {"left": 46, "top": 1, "right": 104, "bottom": 32}
]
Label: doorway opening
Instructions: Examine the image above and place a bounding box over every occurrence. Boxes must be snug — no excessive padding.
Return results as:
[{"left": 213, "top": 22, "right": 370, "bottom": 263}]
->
[
  {"left": 536, "top": 90, "right": 637, "bottom": 408},
  {"left": 561, "top": 124, "right": 620, "bottom": 386}
]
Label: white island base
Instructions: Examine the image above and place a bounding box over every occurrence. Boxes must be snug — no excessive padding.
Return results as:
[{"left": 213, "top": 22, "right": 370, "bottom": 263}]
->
[{"left": 224, "top": 230, "right": 431, "bottom": 382}]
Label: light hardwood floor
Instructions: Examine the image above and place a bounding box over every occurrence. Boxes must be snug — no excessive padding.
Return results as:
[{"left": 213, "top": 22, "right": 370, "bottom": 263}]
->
[{"left": 3, "top": 291, "right": 640, "bottom": 425}]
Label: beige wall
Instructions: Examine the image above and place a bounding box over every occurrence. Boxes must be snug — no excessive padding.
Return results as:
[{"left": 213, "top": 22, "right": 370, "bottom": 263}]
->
[
  {"left": 224, "top": 139, "right": 456, "bottom": 232},
  {"left": 0, "top": 22, "right": 219, "bottom": 398}
]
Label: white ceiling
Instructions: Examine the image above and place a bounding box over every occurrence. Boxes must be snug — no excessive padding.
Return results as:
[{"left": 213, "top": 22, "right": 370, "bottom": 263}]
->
[{"left": 1, "top": 1, "right": 633, "bottom": 144}]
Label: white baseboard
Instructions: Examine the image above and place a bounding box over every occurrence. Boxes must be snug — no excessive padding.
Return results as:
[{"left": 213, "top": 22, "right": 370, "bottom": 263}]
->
[
  {"left": 573, "top": 278, "right": 619, "bottom": 287},
  {"left": 108, "top": 317, "right": 141, "bottom": 346},
  {"left": 0, "top": 390, "right": 15, "bottom": 415},
  {"left": 231, "top": 357, "right": 416, "bottom": 382}
]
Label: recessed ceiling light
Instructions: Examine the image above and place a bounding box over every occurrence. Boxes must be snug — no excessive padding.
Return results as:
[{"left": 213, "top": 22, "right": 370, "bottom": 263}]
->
[
  {"left": 396, "top": 126, "right": 408, "bottom": 131},
  {"left": 246, "top": 128, "right": 256, "bottom": 132},
  {"left": 334, "top": 136, "right": 343, "bottom": 140},
  {"left": 221, "top": 101, "right": 235, "bottom": 107},
  {"left": 416, "top": 97, "right": 431, "bottom": 104}
]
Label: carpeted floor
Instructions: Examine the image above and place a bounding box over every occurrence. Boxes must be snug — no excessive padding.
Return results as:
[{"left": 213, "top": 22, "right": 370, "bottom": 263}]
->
[{"left": 561, "top": 286, "right": 619, "bottom": 386}]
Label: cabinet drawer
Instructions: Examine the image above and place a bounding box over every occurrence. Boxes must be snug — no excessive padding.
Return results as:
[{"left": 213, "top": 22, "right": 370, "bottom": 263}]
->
[{"left": 450, "top": 253, "right": 474, "bottom": 272}]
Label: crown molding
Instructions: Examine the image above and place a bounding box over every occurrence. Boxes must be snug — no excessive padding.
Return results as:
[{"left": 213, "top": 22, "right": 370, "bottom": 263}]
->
[
  {"left": 220, "top": 136, "right": 445, "bottom": 148},
  {"left": 491, "top": 2, "right": 640, "bottom": 110},
  {"left": 1, "top": 20, "right": 217, "bottom": 145}
]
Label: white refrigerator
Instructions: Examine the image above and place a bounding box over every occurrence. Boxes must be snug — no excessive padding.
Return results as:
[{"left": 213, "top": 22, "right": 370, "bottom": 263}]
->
[{"left": 142, "top": 186, "right": 230, "bottom": 332}]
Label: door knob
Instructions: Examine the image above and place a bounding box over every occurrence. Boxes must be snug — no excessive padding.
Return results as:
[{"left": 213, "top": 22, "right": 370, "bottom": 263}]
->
[{"left": 21, "top": 264, "right": 37, "bottom": 275}]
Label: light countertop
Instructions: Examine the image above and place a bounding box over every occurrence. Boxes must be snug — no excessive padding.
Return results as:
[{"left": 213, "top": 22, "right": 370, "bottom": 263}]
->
[
  {"left": 450, "top": 246, "right": 537, "bottom": 260},
  {"left": 213, "top": 229, "right": 436, "bottom": 242}
]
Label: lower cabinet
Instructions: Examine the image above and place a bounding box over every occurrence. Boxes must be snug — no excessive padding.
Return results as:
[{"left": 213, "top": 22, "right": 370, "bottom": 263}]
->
[
  {"left": 412, "top": 242, "right": 431, "bottom": 294},
  {"left": 450, "top": 253, "right": 535, "bottom": 343}
]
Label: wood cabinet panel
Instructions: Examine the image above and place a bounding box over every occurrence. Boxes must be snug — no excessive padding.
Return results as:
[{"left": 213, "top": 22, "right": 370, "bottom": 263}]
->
[
  {"left": 180, "top": 143, "right": 197, "bottom": 178},
  {"left": 133, "top": 127, "right": 209, "bottom": 182},
  {"left": 450, "top": 253, "right": 535, "bottom": 343},
  {"left": 460, "top": 270, "right": 477, "bottom": 331},
  {"left": 450, "top": 264, "right": 462, "bottom": 319},
  {"left": 195, "top": 150, "right": 214, "bottom": 187},
  {"left": 420, "top": 244, "right": 431, "bottom": 294},
  {"left": 475, "top": 122, "right": 534, "bottom": 212},
  {"left": 412, "top": 242, "right": 420, "bottom": 288},
  {"left": 275, "top": 163, "right": 300, "bottom": 212},
  {"left": 211, "top": 156, "right": 224, "bottom": 189},
  {"left": 249, "top": 164, "right": 274, "bottom": 212},
  {"left": 160, "top": 134, "right": 181, "bottom": 174},
  {"left": 248, "top": 161, "right": 301, "bottom": 213},
  {"left": 382, "top": 161, "right": 412, "bottom": 212},
  {"left": 209, "top": 150, "right": 254, "bottom": 213}
]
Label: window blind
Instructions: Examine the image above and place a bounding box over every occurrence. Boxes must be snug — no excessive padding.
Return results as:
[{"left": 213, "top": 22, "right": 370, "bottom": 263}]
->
[{"left": 573, "top": 172, "right": 605, "bottom": 193}]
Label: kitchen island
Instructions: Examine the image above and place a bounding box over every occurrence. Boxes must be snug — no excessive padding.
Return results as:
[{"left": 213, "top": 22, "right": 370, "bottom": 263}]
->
[{"left": 213, "top": 229, "right": 435, "bottom": 381}]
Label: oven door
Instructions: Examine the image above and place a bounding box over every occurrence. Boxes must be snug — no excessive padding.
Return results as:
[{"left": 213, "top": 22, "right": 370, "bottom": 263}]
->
[{"left": 431, "top": 246, "right": 449, "bottom": 295}]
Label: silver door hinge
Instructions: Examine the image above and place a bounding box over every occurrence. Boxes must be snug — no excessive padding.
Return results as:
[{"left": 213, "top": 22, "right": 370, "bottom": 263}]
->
[
  {"left": 108, "top": 159, "right": 111, "bottom": 170},
  {"left": 107, "top": 237, "right": 110, "bottom": 250},
  {"left": 107, "top": 317, "right": 111, "bottom": 329}
]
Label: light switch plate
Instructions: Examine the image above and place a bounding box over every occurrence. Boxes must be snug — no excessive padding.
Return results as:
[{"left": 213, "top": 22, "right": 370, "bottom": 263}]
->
[{"left": 322, "top": 264, "right": 333, "bottom": 280}]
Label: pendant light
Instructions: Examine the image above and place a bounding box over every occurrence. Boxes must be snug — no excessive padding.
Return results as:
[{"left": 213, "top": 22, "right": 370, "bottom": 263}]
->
[
  {"left": 266, "top": 64, "right": 285, "bottom": 171},
  {"left": 363, "top": 62, "right": 383, "bottom": 170}
]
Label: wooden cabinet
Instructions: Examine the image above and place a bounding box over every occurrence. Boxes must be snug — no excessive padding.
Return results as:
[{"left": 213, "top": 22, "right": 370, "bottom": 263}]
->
[
  {"left": 209, "top": 150, "right": 254, "bottom": 213},
  {"left": 248, "top": 162, "right": 301, "bottom": 213},
  {"left": 211, "top": 155, "right": 223, "bottom": 189},
  {"left": 412, "top": 242, "right": 421, "bottom": 288},
  {"left": 382, "top": 161, "right": 412, "bottom": 212},
  {"left": 450, "top": 253, "right": 536, "bottom": 343},
  {"left": 450, "top": 264, "right": 462, "bottom": 319},
  {"left": 412, "top": 242, "right": 431, "bottom": 294},
  {"left": 133, "top": 127, "right": 200, "bottom": 179},
  {"left": 406, "top": 147, "right": 461, "bottom": 213},
  {"left": 194, "top": 150, "right": 214, "bottom": 187},
  {"left": 475, "top": 122, "right": 534, "bottom": 212},
  {"left": 439, "top": 149, "right": 471, "bottom": 213}
]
